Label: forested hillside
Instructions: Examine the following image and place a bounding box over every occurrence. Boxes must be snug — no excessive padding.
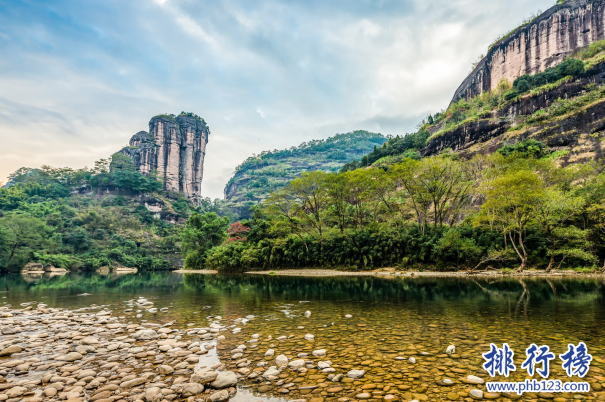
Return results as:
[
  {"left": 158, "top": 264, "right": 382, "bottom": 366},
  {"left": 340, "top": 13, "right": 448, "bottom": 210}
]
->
[
  {"left": 223, "top": 131, "right": 387, "bottom": 217},
  {"left": 0, "top": 155, "right": 205, "bottom": 272}
]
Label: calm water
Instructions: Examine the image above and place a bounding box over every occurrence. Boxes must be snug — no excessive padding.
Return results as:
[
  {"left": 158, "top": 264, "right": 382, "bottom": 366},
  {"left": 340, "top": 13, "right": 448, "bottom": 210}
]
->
[{"left": 3, "top": 271, "right": 605, "bottom": 401}]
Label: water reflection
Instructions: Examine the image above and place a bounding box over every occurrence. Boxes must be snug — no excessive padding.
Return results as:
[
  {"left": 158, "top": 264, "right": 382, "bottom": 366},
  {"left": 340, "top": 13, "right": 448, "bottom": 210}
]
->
[{"left": 1, "top": 272, "right": 604, "bottom": 401}]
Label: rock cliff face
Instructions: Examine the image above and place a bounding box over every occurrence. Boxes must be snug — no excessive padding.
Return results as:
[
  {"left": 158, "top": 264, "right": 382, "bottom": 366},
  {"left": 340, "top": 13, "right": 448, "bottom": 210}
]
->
[
  {"left": 119, "top": 113, "right": 210, "bottom": 200},
  {"left": 423, "top": 62, "right": 605, "bottom": 157},
  {"left": 451, "top": 0, "right": 605, "bottom": 103}
]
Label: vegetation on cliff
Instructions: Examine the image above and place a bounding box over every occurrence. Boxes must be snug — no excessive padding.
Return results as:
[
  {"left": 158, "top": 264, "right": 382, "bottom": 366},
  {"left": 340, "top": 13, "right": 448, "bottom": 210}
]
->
[
  {"left": 184, "top": 149, "right": 605, "bottom": 273},
  {"left": 0, "top": 155, "right": 199, "bottom": 272},
  {"left": 223, "top": 131, "right": 387, "bottom": 217},
  {"left": 340, "top": 45, "right": 605, "bottom": 172}
]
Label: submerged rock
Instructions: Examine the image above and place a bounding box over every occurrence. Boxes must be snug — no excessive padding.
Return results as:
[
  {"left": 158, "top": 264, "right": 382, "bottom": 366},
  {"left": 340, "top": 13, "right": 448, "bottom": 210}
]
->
[{"left": 347, "top": 369, "right": 365, "bottom": 379}]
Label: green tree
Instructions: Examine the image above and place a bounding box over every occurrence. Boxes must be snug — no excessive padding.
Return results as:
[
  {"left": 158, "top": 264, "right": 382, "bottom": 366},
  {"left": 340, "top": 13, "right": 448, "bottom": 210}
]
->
[
  {"left": 181, "top": 212, "right": 230, "bottom": 269},
  {"left": 265, "top": 172, "right": 329, "bottom": 249},
  {"left": 533, "top": 188, "right": 589, "bottom": 271},
  {"left": 476, "top": 169, "right": 545, "bottom": 271},
  {"left": 0, "top": 215, "right": 50, "bottom": 270}
]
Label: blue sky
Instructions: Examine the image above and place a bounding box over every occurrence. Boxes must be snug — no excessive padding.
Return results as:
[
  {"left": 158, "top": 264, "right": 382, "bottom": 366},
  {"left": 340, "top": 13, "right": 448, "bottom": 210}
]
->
[{"left": 0, "top": 0, "right": 553, "bottom": 198}]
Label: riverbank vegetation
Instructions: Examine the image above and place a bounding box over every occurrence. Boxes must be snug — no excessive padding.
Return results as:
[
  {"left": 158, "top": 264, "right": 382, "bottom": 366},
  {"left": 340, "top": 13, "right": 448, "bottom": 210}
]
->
[
  {"left": 0, "top": 156, "right": 195, "bottom": 272},
  {"left": 184, "top": 146, "right": 605, "bottom": 273}
]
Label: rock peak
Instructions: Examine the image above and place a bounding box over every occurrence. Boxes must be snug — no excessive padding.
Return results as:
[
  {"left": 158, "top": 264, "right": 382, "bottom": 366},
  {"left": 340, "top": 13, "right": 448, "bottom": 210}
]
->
[{"left": 118, "top": 112, "right": 210, "bottom": 201}]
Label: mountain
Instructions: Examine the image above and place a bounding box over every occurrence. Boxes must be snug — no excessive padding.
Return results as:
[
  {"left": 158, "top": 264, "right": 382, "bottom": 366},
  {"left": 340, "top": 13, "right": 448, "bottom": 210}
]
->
[
  {"left": 118, "top": 112, "right": 210, "bottom": 202},
  {"left": 345, "top": 0, "right": 605, "bottom": 169},
  {"left": 223, "top": 130, "right": 388, "bottom": 218}
]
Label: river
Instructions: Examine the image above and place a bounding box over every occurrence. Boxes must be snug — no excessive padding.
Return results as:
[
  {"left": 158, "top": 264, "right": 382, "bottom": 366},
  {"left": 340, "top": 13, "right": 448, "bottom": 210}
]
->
[{"left": 2, "top": 271, "right": 604, "bottom": 401}]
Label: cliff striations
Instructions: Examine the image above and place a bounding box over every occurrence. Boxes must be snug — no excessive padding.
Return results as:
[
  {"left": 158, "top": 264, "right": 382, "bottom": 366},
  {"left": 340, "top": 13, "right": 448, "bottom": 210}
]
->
[
  {"left": 452, "top": 0, "right": 605, "bottom": 104},
  {"left": 119, "top": 112, "right": 210, "bottom": 200}
]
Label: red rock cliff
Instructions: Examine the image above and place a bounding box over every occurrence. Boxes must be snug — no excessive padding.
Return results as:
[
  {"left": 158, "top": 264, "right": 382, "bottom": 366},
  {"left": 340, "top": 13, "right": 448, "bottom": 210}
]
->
[{"left": 451, "top": 0, "right": 605, "bottom": 103}]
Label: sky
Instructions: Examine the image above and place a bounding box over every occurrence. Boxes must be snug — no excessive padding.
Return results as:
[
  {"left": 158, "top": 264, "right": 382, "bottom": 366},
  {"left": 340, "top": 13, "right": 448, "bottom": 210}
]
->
[{"left": 0, "top": 0, "right": 554, "bottom": 199}]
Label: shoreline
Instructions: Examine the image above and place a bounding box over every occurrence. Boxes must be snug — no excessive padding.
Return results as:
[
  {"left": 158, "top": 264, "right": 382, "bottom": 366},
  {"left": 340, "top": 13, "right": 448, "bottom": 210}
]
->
[{"left": 174, "top": 268, "right": 605, "bottom": 278}]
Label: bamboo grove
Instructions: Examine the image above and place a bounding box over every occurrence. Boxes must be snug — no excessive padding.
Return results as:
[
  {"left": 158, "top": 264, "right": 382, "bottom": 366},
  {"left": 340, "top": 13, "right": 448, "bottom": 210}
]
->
[{"left": 187, "top": 149, "right": 605, "bottom": 272}]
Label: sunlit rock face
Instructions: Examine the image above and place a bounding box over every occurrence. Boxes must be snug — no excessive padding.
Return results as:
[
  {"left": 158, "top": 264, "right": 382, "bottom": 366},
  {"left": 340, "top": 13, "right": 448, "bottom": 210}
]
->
[
  {"left": 119, "top": 113, "right": 210, "bottom": 200},
  {"left": 451, "top": 0, "right": 605, "bottom": 103}
]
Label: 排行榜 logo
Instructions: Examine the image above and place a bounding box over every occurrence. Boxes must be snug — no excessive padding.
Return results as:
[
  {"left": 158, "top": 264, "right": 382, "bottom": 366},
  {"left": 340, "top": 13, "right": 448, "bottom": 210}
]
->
[{"left": 481, "top": 342, "right": 592, "bottom": 395}]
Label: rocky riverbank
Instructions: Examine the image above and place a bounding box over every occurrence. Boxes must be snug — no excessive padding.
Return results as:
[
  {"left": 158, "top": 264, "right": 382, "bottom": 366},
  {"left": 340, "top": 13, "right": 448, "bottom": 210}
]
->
[
  {"left": 0, "top": 300, "right": 246, "bottom": 402},
  {"left": 244, "top": 269, "right": 605, "bottom": 278},
  {"left": 2, "top": 299, "right": 604, "bottom": 402}
]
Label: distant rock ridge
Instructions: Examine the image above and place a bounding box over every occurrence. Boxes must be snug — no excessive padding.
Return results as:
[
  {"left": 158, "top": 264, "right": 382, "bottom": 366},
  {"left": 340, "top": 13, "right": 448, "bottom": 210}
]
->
[
  {"left": 119, "top": 112, "right": 210, "bottom": 200},
  {"left": 451, "top": 0, "right": 605, "bottom": 104}
]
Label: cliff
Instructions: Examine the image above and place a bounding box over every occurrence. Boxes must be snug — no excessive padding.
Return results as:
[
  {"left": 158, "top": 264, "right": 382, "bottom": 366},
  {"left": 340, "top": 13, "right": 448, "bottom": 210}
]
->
[
  {"left": 422, "top": 59, "right": 605, "bottom": 163},
  {"left": 119, "top": 112, "right": 210, "bottom": 201},
  {"left": 452, "top": 0, "right": 605, "bottom": 104}
]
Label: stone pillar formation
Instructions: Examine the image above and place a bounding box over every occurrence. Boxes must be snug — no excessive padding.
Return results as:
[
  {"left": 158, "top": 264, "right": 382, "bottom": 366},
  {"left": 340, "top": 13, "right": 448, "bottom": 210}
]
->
[{"left": 118, "top": 112, "right": 210, "bottom": 201}]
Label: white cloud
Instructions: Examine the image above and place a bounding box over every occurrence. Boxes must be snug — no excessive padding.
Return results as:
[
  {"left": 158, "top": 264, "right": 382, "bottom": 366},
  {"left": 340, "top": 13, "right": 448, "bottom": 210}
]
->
[{"left": 0, "top": 0, "right": 555, "bottom": 198}]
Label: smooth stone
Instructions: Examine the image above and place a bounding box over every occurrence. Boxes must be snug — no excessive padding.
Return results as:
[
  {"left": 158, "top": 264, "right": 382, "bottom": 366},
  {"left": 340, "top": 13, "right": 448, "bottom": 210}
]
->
[
  {"left": 58, "top": 352, "right": 83, "bottom": 362},
  {"left": 483, "top": 393, "right": 500, "bottom": 399},
  {"left": 346, "top": 370, "right": 365, "bottom": 379},
  {"left": 144, "top": 387, "right": 161, "bottom": 402},
  {"left": 470, "top": 389, "right": 483, "bottom": 399},
  {"left": 181, "top": 383, "right": 204, "bottom": 397},
  {"left": 0, "top": 346, "right": 22, "bottom": 356},
  {"left": 356, "top": 393, "right": 371, "bottom": 399},
  {"left": 208, "top": 390, "right": 229, "bottom": 402},
  {"left": 467, "top": 375, "right": 484, "bottom": 384},
  {"left": 447, "top": 393, "right": 460, "bottom": 401},
  {"left": 132, "top": 330, "right": 158, "bottom": 340},
  {"left": 209, "top": 371, "right": 237, "bottom": 389},
  {"left": 275, "top": 355, "right": 288, "bottom": 367},
  {"left": 5, "top": 387, "right": 27, "bottom": 398},
  {"left": 158, "top": 365, "right": 174, "bottom": 375},
  {"left": 191, "top": 370, "right": 218, "bottom": 384},
  {"left": 264, "top": 349, "right": 274, "bottom": 357},
  {"left": 120, "top": 378, "right": 146, "bottom": 389},
  {"left": 288, "top": 359, "right": 305, "bottom": 369}
]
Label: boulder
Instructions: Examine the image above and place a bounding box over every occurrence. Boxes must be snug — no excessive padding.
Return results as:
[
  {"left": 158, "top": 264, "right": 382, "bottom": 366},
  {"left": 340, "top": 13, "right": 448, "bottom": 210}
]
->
[
  {"left": 120, "top": 378, "right": 146, "bottom": 389},
  {"left": 6, "top": 387, "right": 28, "bottom": 398},
  {"left": 0, "top": 345, "right": 23, "bottom": 356},
  {"left": 263, "top": 367, "right": 280, "bottom": 379},
  {"left": 208, "top": 389, "right": 229, "bottom": 401},
  {"left": 75, "top": 345, "right": 96, "bottom": 354},
  {"left": 347, "top": 369, "right": 365, "bottom": 379},
  {"left": 288, "top": 359, "right": 305, "bottom": 369},
  {"left": 58, "top": 352, "right": 83, "bottom": 362},
  {"left": 80, "top": 337, "right": 99, "bottom": 345},
  {"left": 132, "top": 330, "right": 158, "bottom": 340},
  {"left": 467, "top": 375, "right": 485, "bottom": 384},
  {"left": 191, "top": 370, "right": 218, "bottom": 384},
  {"left": 209, "top": 371, "right": 237, "bottom": 389},
  {"left": 181, "top": 383, "right": 204, "bottom": 397},
  {"left": 145, "top": 387, "right": 161, "bottom": 402},
  {"left": 275, "top": 354, "right": 288, "bottom": 366},
  {"left": 22, "top": 262, "right": 44, "bottom": 273},
  {"left": 158, "top": 365, "right": 174, "bottom": 375}
]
